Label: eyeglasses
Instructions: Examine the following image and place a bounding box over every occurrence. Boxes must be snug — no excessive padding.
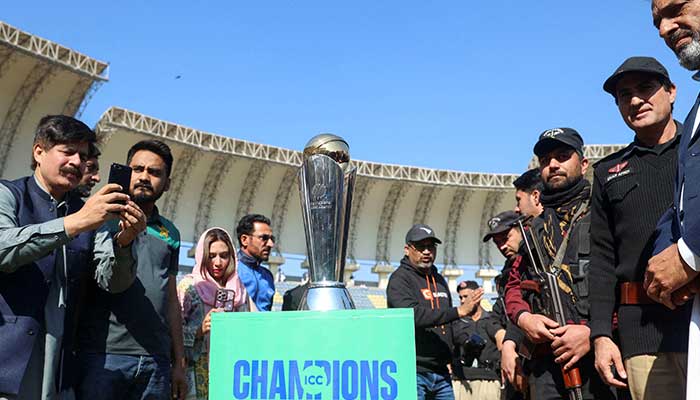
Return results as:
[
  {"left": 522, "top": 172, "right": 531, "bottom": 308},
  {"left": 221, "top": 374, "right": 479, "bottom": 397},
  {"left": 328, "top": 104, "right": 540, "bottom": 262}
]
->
[
  {"left": 410, "top": 242, "right": 437, "bottom": 252},
  {"left": 253, "top": 234, "right": 276, "bottom": 243}
]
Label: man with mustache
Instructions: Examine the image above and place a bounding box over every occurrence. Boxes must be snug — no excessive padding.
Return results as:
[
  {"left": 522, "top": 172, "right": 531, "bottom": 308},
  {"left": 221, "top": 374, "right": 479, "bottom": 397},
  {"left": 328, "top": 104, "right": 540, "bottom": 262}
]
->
[
  {"left": 588, "top": 56, "right": 686, "bottom": 400},
  {"left": 77, "top": 140, "right": 187, "bottom": 400},
  {"left": 647, "top": 2, "right": 700, "bottom": 398},
  {"left": 74, "top": 143, "right": 101, "bottom": 198},
  {"left": 0, "top": 115, "right": 142, "bottom": 399},
  {"left": 235, "top": 214, "right": 276, "bottom": 311},
  {"left": 504, "top": 128, "right": 614, "bottom": 399}
]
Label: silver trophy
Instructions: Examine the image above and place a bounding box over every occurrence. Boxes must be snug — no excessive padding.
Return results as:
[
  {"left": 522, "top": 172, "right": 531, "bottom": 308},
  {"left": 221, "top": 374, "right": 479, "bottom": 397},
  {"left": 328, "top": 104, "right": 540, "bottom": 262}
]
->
[{"left": 298, "top": 134, "right": 356, "bottom": 310}]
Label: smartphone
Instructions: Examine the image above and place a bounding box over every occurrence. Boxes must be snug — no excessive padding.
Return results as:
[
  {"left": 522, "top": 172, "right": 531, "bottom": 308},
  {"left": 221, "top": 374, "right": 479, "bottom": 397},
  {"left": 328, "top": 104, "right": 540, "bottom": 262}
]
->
[
  {"left": 108, "top": 163, "right": 132, "bottom": 196},
  {"left": 215, "top": 288, "right": 236, "bottom": 312}
]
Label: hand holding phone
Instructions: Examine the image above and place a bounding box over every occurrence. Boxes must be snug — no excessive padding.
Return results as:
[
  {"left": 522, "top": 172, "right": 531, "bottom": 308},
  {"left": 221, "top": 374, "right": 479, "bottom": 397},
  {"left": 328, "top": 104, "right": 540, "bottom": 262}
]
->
[
  {"left": 108, "top": 163, "right": 132, "bottom": 198},
  {"left": 215, "top": 288, "right": 236, "bottom": 312}
]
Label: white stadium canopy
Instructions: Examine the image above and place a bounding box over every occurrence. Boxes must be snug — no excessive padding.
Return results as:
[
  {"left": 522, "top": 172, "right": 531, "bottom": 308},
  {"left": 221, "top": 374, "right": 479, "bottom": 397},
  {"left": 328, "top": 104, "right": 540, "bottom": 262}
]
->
[
  {"left": 0, "top": 20, "right": 624, "bottom": 291},
  {"left": 0, "top": 21, "right": 108, "bottom": 180}
]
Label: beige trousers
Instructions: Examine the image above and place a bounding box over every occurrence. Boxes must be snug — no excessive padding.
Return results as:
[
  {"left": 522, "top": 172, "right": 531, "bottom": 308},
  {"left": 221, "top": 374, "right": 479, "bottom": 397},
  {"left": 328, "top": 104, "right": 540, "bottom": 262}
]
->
[
  {"left": 453, "top": 379, "right": 502, "bottom": 400},
  {"left": 624, "top": 352, "right": 687, "bottom": 400}
]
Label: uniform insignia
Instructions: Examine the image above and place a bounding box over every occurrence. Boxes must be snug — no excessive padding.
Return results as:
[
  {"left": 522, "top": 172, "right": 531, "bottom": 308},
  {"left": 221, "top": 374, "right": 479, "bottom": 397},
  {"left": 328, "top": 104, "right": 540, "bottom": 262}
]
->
[
  {"left": 608, "top": 161, "right": 629, "bottom": 174},
  {"left": 488, "top": 217, "right": 501, "bottom": 230},
  {"left": 542, "top": 128, "right": 564, "bottom": 138},
  {"left": 421, "top": 288, "right": 434, "bottom": 300}
]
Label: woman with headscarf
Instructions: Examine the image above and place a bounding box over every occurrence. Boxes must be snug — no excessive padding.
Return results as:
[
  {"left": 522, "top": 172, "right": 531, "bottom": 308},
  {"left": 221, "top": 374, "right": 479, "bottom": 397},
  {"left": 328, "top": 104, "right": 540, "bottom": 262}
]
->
[{"left": 177, "top": 227, "right": 255, "bottom": 399}]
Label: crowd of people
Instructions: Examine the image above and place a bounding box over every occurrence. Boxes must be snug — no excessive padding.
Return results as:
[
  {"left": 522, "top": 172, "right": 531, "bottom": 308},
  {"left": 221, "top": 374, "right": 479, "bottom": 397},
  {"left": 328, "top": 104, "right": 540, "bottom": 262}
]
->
[
  {"left": 2, "top": 1, "right": 700, "bottom": 400},
  {"left": 385, "top": 1, "right": 700, "bottom": 398},
  {"left": 0, "top": 116, "right": 285, "bottom": 399}
]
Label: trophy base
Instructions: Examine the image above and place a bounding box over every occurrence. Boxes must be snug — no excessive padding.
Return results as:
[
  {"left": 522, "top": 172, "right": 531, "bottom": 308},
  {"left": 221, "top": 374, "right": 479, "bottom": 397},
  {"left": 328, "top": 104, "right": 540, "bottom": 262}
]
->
[{"left": 298, "top": 283, "right": 355, "bottom": 310}]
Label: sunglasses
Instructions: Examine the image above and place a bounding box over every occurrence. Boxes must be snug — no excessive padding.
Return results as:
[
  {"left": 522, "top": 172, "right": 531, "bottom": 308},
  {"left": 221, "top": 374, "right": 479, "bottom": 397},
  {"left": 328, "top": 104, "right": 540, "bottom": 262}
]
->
[
  {"left": 410, "top": 242, "right": 437, "bottom": 252},
  {"left": 252, "top": 234, "right": 276, "bottom": 243}
]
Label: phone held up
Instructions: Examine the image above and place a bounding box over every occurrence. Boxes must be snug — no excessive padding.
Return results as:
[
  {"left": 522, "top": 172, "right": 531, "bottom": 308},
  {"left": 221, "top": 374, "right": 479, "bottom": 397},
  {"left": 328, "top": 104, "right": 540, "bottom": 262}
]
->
[
  {"left": 108, "top": 163, "right": 132, "bottom": 203},
  {"left": 215, "top": 288, "right": 236, "bottom": 312}
]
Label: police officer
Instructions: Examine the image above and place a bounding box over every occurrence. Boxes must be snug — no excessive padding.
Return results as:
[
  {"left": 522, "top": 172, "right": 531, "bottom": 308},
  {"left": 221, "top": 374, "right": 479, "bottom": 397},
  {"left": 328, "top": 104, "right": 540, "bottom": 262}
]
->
[
  {"left": 504, "top": 128, "right": 615, "bottom": 400},
  {"left": 590, "top": 56, "right": 690, "bottom": 400},
  {"left": 483, "top": 211, "right": 528, "bottom": 399},
  {"left": 452, "top": 280, "right": 503, "bottom": 400}
]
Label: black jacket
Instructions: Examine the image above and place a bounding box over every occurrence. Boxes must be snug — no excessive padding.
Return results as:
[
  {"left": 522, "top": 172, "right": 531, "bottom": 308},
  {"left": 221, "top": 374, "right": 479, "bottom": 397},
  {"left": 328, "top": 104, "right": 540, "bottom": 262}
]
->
[
  {"left": 589, "top": 123, "right": 691, "bottom": 358},
  {"left": 452, "top": 311, "right": 501, "bottom": 381},
  {"left": 386, "top": 256, "right": 459, "bottom": 374}
]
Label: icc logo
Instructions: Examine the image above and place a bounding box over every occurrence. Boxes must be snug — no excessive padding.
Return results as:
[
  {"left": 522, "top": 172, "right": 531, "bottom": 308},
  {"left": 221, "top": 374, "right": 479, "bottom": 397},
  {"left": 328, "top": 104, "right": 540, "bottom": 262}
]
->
[{"left": 310, "top": 183, "right": 332, "bottom": 204}]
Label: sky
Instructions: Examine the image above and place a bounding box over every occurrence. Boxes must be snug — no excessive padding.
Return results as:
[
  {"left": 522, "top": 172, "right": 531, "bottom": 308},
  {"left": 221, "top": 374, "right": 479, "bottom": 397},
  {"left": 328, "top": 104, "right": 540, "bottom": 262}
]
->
[
  {"left": 2, "top": 0, "right": 694, "bottom": 283},
  {"left": 5, "top": 0, "right": 693, "bottom": 174}
]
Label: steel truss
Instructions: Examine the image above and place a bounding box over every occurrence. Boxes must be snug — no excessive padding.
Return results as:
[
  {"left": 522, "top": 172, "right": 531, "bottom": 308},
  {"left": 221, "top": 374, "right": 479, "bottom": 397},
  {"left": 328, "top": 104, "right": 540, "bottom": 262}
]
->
[
  {"left": 97, "top": 107, "right": 520, "bottom": 190},
  {"left": 0, "top": 21, "right": 108, "bottom": 80}
]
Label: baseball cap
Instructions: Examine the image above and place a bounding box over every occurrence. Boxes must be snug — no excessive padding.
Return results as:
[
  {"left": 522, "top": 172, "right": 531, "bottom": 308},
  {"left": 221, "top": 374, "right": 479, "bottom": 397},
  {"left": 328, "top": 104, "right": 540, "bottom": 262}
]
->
[
  {"left": 533, "top": 127, "right": 584, "bottom": 158},
  {"left": 482, "top": 211, "right": 521, "bottom": 242},
  {"left": 405, "top": 223, "right": 442, "bottom": 244},
  {"left": 603, "top": 56, "right": 671, "bottom": 96}
]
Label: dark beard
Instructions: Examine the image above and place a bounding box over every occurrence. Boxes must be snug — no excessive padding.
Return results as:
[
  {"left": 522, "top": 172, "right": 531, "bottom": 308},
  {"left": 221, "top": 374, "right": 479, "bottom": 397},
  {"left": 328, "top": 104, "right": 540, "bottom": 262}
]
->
[
  {"left": 544, "top": 173, "right": 582, "bottom": 192},
  {"left": 132, "top": 190, "right": 163, "bottom": 205}
]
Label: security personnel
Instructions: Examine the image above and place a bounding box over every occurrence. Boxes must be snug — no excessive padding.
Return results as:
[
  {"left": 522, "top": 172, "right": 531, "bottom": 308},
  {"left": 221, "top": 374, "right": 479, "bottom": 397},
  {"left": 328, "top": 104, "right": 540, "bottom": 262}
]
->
[
  {"left": 483, "top": 211, "right": 528, "bottom": 399},
  {"left": 590, "top": 56, "right": 690, "bottom": 400},
  {"left": 504, "top": 128, "right": 615, "bottom": 400}
]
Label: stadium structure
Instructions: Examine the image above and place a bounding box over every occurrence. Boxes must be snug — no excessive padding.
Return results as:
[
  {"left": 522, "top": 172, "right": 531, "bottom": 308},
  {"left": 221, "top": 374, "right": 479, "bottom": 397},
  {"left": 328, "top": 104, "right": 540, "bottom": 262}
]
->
[{"left": 0, "top": 21, "right": 624, "bottom": 310}]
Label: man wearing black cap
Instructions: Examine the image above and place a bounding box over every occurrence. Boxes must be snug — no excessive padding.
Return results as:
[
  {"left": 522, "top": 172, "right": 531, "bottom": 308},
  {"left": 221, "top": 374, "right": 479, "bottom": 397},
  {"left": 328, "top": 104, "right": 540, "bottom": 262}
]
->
[
  {"left": 387, "top": 223, "right": 480, "bottom": 400},
  {"left": 483, "top": 211, "right": 528, "bottom": 399},
  {"left": 504, "top": 129, "right": 615, "bottom": 399},
  {"left": 590, "top": 56, "right": 688, "bottom": 400}
]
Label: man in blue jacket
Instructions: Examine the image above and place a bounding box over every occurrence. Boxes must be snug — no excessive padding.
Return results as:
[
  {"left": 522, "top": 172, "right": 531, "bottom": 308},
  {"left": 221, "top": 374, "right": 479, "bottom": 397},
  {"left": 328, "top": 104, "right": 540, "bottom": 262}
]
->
[
  {"left": 235, "top": 214, "right": 275, "bottom": 311},
  {"left": 0, "top": 115, "right": 143, "bottom": 399},
  {"left": 650, "top": 1, "right": 700, "bottom": 398}
]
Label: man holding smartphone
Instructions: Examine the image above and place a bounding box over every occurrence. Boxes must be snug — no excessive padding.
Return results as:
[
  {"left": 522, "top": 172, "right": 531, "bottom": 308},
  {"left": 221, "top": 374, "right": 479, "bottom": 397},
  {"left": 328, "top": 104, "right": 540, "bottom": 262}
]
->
[
  {"left": 0, "top": 115, "right": 144, "bottom": 399},
  {"left": 77, "top": 139, "right": 187, "bottom": 400}
]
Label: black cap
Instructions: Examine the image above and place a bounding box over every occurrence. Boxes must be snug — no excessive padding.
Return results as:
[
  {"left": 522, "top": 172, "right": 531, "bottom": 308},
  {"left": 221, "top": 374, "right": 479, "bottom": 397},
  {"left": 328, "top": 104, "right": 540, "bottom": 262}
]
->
[
  {"left": 533, "top": 127, "right": 584, "bottom": 158},
  {"left": 482, "top": 211, "right": 521, "bottom": 242},
  {"left": 603, "top": 56, "right": 671, "bottom": 96},
  {"left": 405, "top": 223, "right": 442, "bottom": 244}
]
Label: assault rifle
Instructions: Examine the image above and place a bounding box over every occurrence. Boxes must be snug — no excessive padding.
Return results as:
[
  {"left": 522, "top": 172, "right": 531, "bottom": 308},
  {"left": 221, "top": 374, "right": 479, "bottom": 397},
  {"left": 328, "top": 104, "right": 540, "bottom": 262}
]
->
[{"left": 516, "top": 217, "right": 583, "bottom": 400}]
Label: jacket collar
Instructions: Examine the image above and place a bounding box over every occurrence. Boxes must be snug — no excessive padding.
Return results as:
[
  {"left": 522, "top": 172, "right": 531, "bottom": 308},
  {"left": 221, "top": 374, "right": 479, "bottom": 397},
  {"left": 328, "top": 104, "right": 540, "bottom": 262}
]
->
[{"left": 238, "top": 249, "right": 262, "bottom": 268}]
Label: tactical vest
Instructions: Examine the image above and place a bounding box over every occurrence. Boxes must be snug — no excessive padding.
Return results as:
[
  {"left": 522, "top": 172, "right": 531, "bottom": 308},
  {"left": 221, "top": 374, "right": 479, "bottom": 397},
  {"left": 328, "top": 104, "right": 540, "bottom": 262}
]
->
[{"left": 521, "top": 213, "right": 591, "bottom": 323}]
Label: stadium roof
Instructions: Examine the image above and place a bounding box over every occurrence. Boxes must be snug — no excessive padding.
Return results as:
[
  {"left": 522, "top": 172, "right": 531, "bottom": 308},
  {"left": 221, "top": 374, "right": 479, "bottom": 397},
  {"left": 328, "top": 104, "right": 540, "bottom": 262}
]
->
[
  {"left": 96, "top": 106, "right": 519, "bottom": 269},
  {"left": 0, "top": 20, "right": 108, "bottom": 180}
]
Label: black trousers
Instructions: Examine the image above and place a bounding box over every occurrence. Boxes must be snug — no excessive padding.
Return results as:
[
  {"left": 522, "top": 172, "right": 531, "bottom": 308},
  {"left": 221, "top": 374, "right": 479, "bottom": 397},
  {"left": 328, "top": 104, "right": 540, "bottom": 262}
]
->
[{"left": 526, "top": 353, "right": 616, "bottom": 400}]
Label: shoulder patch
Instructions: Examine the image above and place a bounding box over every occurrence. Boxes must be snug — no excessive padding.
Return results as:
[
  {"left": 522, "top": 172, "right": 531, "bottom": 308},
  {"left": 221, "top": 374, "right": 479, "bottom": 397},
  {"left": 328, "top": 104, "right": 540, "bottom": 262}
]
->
[{"left": 608, "top": 161, "right": 629, "bottom": 174}]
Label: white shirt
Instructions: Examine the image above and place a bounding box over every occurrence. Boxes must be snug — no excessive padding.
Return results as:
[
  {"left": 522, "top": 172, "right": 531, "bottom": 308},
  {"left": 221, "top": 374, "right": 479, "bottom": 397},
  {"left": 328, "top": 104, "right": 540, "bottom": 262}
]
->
[{"left": 680, "top": 104, "right": 700, "bottom": 271}]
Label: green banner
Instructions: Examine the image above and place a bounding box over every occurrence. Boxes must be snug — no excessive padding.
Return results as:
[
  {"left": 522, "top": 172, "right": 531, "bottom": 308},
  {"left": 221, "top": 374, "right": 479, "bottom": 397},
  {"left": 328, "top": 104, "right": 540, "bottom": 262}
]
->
[{"left": 209, "top": 308, "right": 417, "bottom": 400}]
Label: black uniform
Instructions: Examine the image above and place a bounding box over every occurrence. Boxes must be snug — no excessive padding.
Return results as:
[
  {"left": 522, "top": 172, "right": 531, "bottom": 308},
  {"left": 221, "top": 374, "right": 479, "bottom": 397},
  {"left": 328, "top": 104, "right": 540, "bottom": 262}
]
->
[
  {"left": 452, "top": 311, "right": 501, "bottom": 381},
  {"left": 589, "top": 123, "right": 692, "bottom": 359}
]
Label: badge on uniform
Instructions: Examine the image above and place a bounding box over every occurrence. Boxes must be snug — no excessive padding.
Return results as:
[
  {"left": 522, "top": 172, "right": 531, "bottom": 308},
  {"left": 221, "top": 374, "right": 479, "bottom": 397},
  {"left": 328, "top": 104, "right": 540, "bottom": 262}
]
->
[{"left": 606, "top": 161, "right": 631, "bottom": 182}]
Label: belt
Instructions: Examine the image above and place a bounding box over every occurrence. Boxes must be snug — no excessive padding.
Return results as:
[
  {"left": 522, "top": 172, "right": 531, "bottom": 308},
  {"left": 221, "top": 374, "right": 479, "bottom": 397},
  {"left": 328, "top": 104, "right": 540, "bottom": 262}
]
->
[{"left": 620, "top": 282, "right": 654, "bottom": 305}]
